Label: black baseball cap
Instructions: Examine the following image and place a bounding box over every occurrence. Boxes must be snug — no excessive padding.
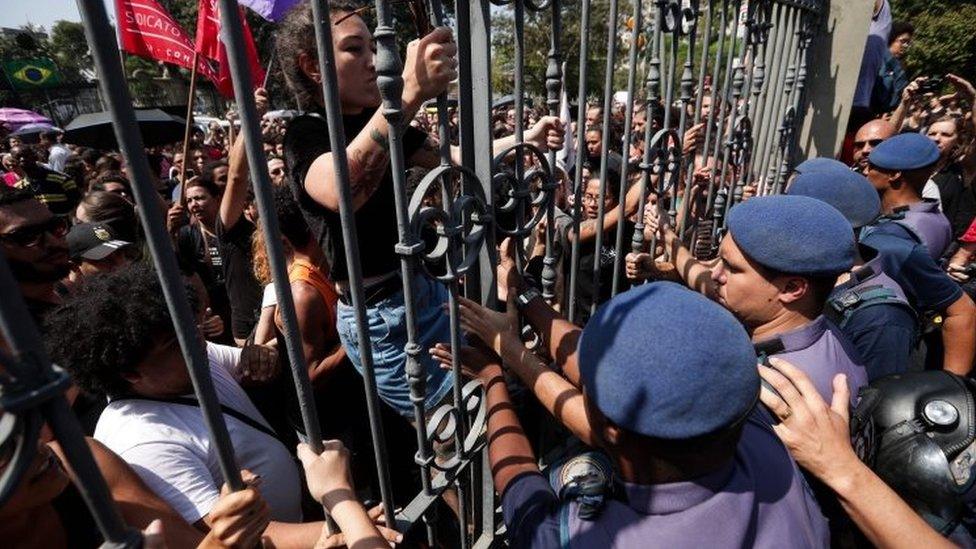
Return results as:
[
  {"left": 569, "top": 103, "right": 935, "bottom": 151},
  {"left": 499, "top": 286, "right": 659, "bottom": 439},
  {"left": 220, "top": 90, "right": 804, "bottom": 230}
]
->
[{"left": 67, "top": 222, "right": 132, "bottom": 261}]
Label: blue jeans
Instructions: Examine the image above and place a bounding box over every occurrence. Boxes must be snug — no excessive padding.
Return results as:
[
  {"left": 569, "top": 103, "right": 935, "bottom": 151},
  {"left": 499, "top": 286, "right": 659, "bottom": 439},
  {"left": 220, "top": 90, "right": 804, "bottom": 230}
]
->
[{"left": 336, "top": 274, "right": 455, "bottom": 419}]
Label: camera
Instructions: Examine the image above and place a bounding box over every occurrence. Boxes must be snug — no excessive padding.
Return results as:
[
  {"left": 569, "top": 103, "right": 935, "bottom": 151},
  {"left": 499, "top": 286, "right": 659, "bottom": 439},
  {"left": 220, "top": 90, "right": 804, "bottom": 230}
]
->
[{"left": 918, "top": 76, "right": 945, "bottom": 95}]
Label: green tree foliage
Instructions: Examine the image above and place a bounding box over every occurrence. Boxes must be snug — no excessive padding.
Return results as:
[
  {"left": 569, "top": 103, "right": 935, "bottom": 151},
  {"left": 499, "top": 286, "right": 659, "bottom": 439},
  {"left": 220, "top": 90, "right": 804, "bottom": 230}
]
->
[
  {"left": 48, "top": 21, "right": 91, "bottom": 82},
  {"left": 0, "top": 22, "right": 92, "bottom": 83},
  {"left": 490, "top": 0, "right": 619, "bottom": 101},
  {"left": 891, "top": 0, "right": 976, "bottom": 78}
]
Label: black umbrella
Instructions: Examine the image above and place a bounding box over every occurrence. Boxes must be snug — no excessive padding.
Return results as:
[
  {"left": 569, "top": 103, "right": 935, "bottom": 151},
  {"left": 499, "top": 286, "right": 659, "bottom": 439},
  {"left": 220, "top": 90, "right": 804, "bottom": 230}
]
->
[{"left": 64, "top": 109, "right": 187, "bottom": 150}]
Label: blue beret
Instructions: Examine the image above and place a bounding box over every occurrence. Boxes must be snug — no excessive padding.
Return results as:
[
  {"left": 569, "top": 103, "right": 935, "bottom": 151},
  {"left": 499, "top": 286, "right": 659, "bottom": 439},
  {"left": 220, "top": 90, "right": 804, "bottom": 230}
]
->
[
  {"left": 787, "top": 169, "right": 881, "bottom": 228},
  {"left": 727, "top": 195, "right": 855, "bottom": 276},
  {"left": 794, "top": 157, "right": 849, "bottom": 174},
  {"left": 868, "top": 132, "right": 940, "bottom": 171},
  {"left": 578, "top": 282, "right": 759, "bottom": 440}
]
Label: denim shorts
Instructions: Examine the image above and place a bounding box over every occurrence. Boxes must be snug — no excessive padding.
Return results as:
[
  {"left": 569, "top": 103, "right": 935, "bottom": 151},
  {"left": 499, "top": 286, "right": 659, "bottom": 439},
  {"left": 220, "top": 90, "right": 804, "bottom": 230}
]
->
[{"left": 336, "top": 274, "right": 455, "bottom": 419}]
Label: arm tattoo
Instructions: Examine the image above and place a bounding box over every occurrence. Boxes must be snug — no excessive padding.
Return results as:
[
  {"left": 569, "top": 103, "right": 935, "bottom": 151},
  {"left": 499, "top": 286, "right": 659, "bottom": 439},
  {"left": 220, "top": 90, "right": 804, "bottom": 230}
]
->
[
  {"left": 370, "top": 128, "right": 390, "bottom": 151},
  {"left": 347, "top": 147, "right": 388, "bottom": 202},
  {"left": 347, "top": 131, "right": 391, "bottom": 202}
]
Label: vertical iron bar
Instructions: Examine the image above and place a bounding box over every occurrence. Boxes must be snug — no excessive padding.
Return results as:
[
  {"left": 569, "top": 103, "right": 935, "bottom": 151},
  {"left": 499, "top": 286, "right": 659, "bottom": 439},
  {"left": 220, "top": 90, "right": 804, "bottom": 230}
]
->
[
  {"left": 0, "top": 249, "right": 139, "bottom": 547},
  {"left": 76, "top": 0, "right": 244, "bottom": 493},
  {"left": 699, "top": 0, "right": 729, "bottom": 220},
  {"left": 777, "top": 10, "right": 815, "bottom": 193},
  {"left": 767, "top": 7, "right": 802, "bottom": 194},
  {"left": 426, "top": 4, "right": 470, "bottom": 546},
  {"left": 676, "top": 1, "right": 701, "bottom": 242},
  {"left": 457, "top": 0, "right": 483, "bottom": 304},
  {"left": 693, "top": 0, "right": 714, "bottom": 124},
  {"left": 663, "top": 11, "right": 681, "bottom": 232},
  {"left": 309, "top": 0, "right": 397, "bottom": 527},
  {"left": 757, "top": 5, "right": 799, "bottom": 189},
  {"left": 590, "top": 0, "right": 621, "bottom": 316},
  {"left": 727, "top": 0, "right": 771, "bottom": 207},
  {"left": 755, "top": 3, "right": 792, "bottom": 188},
  {"left": 542, "top": 0, "right": 562, "bottom": 302},
  {"left": 217, "top": 1, "right": 334, "bottom": 533},
  {"left": 749, "top": 2, "right": 780, "bottom": 189},
  {"left": 712, "top": 0, "right": 746, "bottom": 236},
  {"left": 610, "top": 0, "right": 643, "bottom": 295},
  {"left": 215, "top": 0, "right": 324, "bottom": 451},
  {"left": 566, "top": 0, "right": 592, "bottom": 324},
  {"left": 513, "top": 0, "right": 527, "bottom": 277},
  {"left": 464, "top": 0, "right": 497, "bottom": 306},
  {"left": 639, "top": 2, "right": 664, "bottom": 258}
]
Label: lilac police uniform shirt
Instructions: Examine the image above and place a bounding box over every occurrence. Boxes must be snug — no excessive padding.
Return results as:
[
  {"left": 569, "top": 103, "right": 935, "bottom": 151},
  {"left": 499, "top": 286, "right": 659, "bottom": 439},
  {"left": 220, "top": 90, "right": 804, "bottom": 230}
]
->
[
  {"left": 755, "top": 316, "right": 868, "bottom": 405},
  {"left": 501, "top": 414, "right": 829, "bottom": 548}
]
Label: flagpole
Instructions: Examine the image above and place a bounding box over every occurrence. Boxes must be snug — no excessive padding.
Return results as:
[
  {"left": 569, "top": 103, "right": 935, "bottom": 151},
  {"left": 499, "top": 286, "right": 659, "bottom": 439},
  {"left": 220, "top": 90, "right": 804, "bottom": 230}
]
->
[
  {"left": 262, "top": 37, "right": 276, "bottom": 90},
  {"left": 179, "top": 51, "right": 200, "bottom": 205}
]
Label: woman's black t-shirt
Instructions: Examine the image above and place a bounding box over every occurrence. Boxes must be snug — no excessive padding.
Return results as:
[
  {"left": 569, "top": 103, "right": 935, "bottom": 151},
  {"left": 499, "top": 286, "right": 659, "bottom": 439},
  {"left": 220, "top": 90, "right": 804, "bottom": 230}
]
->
[
  {"left": 283, "top": 108, "right": 428, "bottom": 281},
  {"left": 933, "top": 162, "right": 976, "bottom": 240}
]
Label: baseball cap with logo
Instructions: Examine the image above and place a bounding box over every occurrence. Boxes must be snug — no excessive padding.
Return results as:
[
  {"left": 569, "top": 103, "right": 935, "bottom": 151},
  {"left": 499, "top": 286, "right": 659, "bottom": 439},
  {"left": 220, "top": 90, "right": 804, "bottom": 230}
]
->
[{"left": 67, "top": 222, "right": 132, "bottom": 261}]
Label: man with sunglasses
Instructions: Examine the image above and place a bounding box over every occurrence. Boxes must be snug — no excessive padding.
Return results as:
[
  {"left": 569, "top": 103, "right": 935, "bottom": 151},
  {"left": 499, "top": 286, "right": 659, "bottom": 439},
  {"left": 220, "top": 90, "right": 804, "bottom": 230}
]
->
[
  {"left": 0, "top": 187, "right": 70, "bottom": 324},
  {"left": 8, "top": 145, "right": 80, "bottom": 217},
  {"left": 852, "top": 119, "right": 942, "bottom": 205}
]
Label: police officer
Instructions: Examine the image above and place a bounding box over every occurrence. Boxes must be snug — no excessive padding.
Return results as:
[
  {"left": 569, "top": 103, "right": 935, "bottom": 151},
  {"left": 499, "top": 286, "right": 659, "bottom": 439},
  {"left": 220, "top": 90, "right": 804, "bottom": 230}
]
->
[
  {"left": 480, "top": 282, "right": 829, "bottom": 548},
  {"left": 633, "top": 195, "right": 868, "bottom": 403},
  {"left": 862, "top": 132, "right": 951, "bottom": 258},
  {"left": 786, "top": 166, "right": 917, "bottom": 380},
  {"left": 860, "top": 133, "right": 976, "bottom": 375}
]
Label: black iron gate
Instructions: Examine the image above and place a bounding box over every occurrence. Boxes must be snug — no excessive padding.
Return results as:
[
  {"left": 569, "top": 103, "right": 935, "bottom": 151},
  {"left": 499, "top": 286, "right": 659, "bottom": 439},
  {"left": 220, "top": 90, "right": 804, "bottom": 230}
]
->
[{"left": 0, "top": 0, "right": 826, "bottom": 547}]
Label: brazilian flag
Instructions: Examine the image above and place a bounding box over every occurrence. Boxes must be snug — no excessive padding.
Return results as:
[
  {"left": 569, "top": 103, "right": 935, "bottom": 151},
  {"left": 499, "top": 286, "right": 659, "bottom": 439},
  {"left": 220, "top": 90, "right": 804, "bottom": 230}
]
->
[{"left": 2, "top": 58, "right": 62, "bottom": 90}]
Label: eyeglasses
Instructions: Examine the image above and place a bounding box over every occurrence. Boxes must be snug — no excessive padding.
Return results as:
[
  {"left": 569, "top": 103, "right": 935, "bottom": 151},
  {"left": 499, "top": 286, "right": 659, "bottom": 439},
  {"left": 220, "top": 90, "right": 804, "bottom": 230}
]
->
[
  {"left": 269, "top": 168, "right": 285, "bottom": 176},
  {"left": 854, "top": 139, "right": 884, "bottom": 149},
  {"left": 0, "top": 217, "right": 69, "bottom": 248}
]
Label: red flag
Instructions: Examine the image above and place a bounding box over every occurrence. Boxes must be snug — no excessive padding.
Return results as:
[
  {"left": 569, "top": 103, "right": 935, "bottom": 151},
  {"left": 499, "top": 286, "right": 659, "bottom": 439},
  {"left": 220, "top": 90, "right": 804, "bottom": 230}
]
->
[
  {"left": 195, "top": 0, "right": 265, "bottom": 98},
  {"left": 115, "top": 0, "right": 216, "bottom": 80},
  {"left": 194, "top": 0, "right": 221, "bottom": 61}
]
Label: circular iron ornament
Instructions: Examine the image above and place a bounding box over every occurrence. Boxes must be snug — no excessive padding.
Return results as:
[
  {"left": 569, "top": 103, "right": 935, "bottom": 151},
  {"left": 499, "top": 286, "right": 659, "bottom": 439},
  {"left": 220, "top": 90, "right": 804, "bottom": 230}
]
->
[
  {"left": 408, "top": 164, "right": 492, "bottom": 284},
  {"left": 728, "top": 115, "right": 753, "bottom": 169},
  {"left": 491, "top": 142, "right": 555, "bottom": 238},
  {"left": 640, "top": 128, "right": 683, "bottom": 195},
  {"left": 422, "top": 380, "right": 488, "bottom": 474}
]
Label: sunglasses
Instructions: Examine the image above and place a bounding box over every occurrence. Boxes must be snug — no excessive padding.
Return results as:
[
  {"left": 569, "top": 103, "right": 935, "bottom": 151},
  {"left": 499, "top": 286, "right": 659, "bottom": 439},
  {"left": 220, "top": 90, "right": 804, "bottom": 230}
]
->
[
  {"left": 0, "top": 217, "right": 69, "bottom": 248},
  {"left": 270, "top": 168, "right": 285, "bottom": 176},
  {"left": 854, "top": 139, "right": 884, "bottom": 149}
]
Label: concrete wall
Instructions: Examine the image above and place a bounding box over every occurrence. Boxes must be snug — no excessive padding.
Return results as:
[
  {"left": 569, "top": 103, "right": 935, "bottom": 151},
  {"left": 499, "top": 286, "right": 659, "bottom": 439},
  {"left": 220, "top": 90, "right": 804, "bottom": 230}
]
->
[{"left": 798, "top": 0, "right": 875, "bottom": 158}]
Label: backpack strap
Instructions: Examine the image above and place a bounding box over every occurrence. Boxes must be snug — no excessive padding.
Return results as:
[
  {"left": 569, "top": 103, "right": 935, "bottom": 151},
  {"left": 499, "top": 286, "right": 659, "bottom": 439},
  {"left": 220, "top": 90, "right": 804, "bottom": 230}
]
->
[
  {"left": 826, "top": 284, "right": 911, "bottom": 329},
  {"left": 110, "top": 395, "right": 278, "bottom": 439}
]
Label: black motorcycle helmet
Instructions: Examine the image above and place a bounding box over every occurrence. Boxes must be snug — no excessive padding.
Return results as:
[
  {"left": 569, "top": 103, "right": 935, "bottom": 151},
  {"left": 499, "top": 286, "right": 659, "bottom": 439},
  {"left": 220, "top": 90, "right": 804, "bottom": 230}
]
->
[{"left": 854, "top": 371, "right": 976, "bottom": 534}]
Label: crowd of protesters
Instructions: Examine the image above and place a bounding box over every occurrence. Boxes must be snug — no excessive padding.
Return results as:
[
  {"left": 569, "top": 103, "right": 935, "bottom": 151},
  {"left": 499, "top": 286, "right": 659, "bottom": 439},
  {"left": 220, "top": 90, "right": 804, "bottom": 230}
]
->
[{"left": 3, "top": 0, "right": 976, "bottom": 547}]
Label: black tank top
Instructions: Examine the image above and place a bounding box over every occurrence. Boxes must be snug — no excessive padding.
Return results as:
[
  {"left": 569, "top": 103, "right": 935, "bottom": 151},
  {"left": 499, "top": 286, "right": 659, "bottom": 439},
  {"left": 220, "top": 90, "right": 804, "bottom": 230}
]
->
[{"left": 283, "top": 108, "right": 428, "bottom": 281}]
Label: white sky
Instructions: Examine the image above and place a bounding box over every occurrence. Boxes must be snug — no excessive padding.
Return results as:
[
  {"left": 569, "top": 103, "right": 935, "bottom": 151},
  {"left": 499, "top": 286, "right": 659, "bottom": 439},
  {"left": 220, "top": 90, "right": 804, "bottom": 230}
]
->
[{"left": 0, "top": 0, "right": 117, "bottom": 33}]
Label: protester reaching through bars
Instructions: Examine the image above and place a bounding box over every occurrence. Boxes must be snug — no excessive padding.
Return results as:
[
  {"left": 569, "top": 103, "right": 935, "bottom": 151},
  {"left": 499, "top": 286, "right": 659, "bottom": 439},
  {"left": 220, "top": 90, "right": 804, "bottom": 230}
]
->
[{"left": 276, "top": 0, "right": 563, "bottom": 422}]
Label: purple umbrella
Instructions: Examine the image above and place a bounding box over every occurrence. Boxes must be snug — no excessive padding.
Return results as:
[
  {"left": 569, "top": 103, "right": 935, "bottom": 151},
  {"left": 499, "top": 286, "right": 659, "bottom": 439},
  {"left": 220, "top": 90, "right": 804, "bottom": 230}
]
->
[{"left": 0, "top": 108, "right": 54, "bottom": 133}]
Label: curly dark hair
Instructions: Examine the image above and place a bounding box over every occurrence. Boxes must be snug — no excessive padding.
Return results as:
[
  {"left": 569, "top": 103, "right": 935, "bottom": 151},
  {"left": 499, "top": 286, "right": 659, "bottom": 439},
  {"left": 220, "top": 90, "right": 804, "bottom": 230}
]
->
[
  {"left": 44, "top": 263, "right": 199, "bottom": 397},
  {"left": 276, "top": 0, "right": 365, "bottom": 111}
]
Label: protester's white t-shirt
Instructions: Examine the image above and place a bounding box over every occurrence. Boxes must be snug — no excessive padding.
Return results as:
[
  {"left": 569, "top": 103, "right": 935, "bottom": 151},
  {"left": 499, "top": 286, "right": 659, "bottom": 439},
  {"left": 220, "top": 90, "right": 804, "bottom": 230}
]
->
[
  {"left": 94, "top": 343, "right": 302, "bottom": 524},
  {"left": 262, "top": 283, "right": 278, "bottom": 308},
  {"left": 923, "top": 179, "right": 943, "bottom": 211}
]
